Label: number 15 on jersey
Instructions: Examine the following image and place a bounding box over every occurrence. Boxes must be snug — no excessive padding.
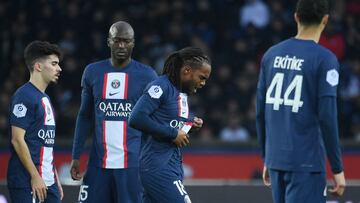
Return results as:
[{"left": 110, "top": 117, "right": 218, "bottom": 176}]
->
[{"left": 266, "top": 73, "right": 304, "bottom": 113}]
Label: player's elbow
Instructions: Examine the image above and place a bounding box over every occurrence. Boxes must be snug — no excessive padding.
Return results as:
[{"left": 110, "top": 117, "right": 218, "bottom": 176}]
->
[{"left": 128, "top": 112, "right": 141, "bottom": 130}]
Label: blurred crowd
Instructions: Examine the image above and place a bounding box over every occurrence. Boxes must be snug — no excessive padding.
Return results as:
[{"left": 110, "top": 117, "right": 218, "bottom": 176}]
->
[{"left": 0, "top": 0, "right": 359, "bottom": 144}]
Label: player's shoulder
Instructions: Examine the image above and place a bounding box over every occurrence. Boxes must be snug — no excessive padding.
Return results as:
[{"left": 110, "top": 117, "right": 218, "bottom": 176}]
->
[
  {"left": 13, "top": 83, "right": 38, "bottom": 98},
  {"left": 12, "top": 83, "right": 40, "bottom": 104},
  {"left": 316, "top": 44, "right": 338, "bottom": 62},
  {"left": 85, "top": 59, "right": 110, "bottom": 71},
  {"left": 131, "top": 59, "right": 157, "bottom": 74},
  {"left": 145, "top": 76, "right": 170, "bottom": 99}
]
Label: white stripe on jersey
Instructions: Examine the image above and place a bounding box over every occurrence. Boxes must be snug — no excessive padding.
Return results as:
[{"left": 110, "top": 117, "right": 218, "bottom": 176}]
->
[
  {"left": 178, "top": 93, "right": 189, "bottom": 119},
  {"left": 39, "top": 146, "right": 55, "bottom": 186},
  {"left": 102, "top": 120, "right": 127, "bottom": 168},
  {"left": 102, "top": 73, "right": 128, "bottom": 99},
  {"left": 41, "top": 97, "right": 55, "bottom": 126}
]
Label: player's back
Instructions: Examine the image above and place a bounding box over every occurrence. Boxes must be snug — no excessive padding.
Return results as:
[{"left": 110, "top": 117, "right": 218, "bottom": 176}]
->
[{"left": 259, "top": 38, "right": 339, "bottom": 172}]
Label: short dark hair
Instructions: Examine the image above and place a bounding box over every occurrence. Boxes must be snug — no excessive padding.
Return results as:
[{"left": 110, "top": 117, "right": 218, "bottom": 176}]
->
[
  {"left": 296, "top": 0, "right": 329, "bottom": 26},
  {"left": 162, "top": 47, "right": 211, "bottom": 90},
  {"left": 24, "top": 40, "right": 63, "bottom": 72}
]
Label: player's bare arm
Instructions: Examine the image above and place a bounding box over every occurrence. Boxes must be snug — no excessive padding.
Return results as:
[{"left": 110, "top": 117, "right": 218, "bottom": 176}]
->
[
  {"left": 54, "top": 167, "right": 64, "bottom": 200},
  {"left": 11, "top": 126, "right": 47, "bottom": 201}
]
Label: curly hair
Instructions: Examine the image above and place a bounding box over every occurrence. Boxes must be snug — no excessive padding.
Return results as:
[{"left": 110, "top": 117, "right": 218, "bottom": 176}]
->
[{"left": 24, "top": 40, "right": 63, "bottom": 72}]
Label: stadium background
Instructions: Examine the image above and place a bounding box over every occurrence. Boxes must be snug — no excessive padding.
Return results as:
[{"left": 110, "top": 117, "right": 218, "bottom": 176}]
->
[{"left": 0, "top": 0, "right": 359, "bottom": 202}]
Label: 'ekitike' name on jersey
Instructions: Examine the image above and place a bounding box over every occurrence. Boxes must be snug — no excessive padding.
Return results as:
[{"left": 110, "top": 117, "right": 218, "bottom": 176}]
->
[
  {"left": 273, "top": 55, "right": 304, "bottom": 71},
  {"left": 98, "top": 101, "right": 132, "bottom": 117}
]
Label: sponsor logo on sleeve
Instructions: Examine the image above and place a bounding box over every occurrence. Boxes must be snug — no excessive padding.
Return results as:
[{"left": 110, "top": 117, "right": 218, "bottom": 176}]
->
[
  {"left": 326, "top": 69, "right": 339, "bottom": 87},
  {"left": 13, "top": 103, "right": 27, "bottom": 118},
  {"left": 148, "top": 85, "right": 163, "bottom": 99}
]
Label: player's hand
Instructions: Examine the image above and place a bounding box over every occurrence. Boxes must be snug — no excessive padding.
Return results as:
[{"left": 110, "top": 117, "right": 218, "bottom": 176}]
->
[
  {"left": 70, "top": 159, "right": 83, "bottom": 181},
  {"left": 192, "top": 117, "right": 203, "bottom": 131},
  {"left": 31, "top": 173, "right": 47, "bottom": 202},
  {"left": 57, "top": 180, "right": 64, "bottom": 200},
  {"left": 329, "top": 171, "right": 346, "bottom": 196},
  {"left": 173, "top": 130, "right": 190, "bottom": 147},
  {"left": 262, "top": 165, "right": 271, "bottom": 187}
]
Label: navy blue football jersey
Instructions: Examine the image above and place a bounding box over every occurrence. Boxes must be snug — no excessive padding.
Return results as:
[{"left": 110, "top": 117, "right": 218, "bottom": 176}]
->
[
  {"left": 72, "top": 59, "right": 157, "bottom": 169},
  {"left": 256, "top": 38, "right": 341, "bottom": 172},
  {"left": 130, "top": 75, "right": 193, "bottom": 174},
  {"left": 8, "top": 82, "right": 56, "bottom": 188}
]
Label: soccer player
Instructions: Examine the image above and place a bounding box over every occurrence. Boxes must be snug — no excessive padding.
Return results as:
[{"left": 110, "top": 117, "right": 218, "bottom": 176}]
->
[
  {"left": 70, "top": 21, "right": 157, "bottom": 203},
  {"left": 129, "top": 47, "right": 211, "bottom": 203},
  {"left": 7, "top": 40, "right": 63, "bottom": 203},
  {"left": 256, "top": 0, "right": 346, "bottom": 202}
]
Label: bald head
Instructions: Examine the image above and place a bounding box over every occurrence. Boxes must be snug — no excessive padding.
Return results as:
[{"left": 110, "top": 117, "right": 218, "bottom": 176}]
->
[
  {"left": 108, "top": 21, "right": 134, "bottom": 39},
  {"left": 107, "top": 21, "right": 135, "bottom": 67}
]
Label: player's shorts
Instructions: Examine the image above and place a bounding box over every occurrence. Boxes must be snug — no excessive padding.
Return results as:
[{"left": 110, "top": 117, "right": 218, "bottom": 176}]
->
[
  {"left": 77, "top": 166, "right": 141, "bottom": 203},
  {"left": 8, "top": 182, "right": 60, "bottom": 203},
  {"left": 269, "top": 168, "right": 326, "bottom": 203},
  {"left": 141, "top": 168, "right": 191, "bottom": 203}
]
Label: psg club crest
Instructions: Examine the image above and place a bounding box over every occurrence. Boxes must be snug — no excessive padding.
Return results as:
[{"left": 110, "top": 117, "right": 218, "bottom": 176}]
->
[{"left": 111, "top": 79, "right": 121, "bottom": 89}]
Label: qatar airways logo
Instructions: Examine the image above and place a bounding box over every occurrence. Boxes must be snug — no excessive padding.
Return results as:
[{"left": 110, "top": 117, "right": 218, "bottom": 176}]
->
[
  {"left": 98, "top": 101, "right": 132, "bottom": 117},
  {"left": 38, "top": 129, "right": 55, "bottom": 144},
  {"left": 170, "top": 120, "right": 186, "bottom": 130}
]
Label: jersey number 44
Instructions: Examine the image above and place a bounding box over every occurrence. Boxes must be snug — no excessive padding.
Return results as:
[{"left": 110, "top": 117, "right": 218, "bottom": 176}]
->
[{"left": 266, "top": 73, "right": 304, "bottom": 113}]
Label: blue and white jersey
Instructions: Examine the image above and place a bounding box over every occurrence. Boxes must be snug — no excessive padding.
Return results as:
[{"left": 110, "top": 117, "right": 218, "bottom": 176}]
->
[
  {"left": 256, "top": 38, "right": 341, "bottom": 172},
  {"left": 130, "top": 75, "right": 193, "bottom": 174},
  {"left": 8, "top": 82, "right": 56, "bottom": 188},
  {"left": 72, "top": 59, "right": 157, "bottom": 169}
]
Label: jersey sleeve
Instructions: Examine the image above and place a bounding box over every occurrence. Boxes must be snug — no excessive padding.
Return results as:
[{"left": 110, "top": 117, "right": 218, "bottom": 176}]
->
[
  {"left": 9, "top": 93, "right": 34, "bottom": 130},
  {"left": 72, "top": 66, "right": 94, "bottom": 160},
  {"left": 318, "top": 53, "right": 340, "bottom": 97},
  {"left": 129, "top": 82, "right": 178, "bottom": 139},
  {"left": 318, "top": 96, "right": 343, "bottom": 173},
  {"left": 256, "top": 57, "right": 267, "bottom": 160}
]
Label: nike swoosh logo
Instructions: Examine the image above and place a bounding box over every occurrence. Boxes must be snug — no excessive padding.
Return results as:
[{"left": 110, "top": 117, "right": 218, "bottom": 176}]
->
[{"left": 109, "top": 92, "right": 120, "bottom": 96}]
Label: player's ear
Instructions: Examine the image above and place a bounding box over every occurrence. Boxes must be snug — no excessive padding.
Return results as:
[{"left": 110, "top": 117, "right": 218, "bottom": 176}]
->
[
  {"left": 322, "top": 14, "right": 329, "bottom": 26},
  {"left": 182, "top": 65, "right": 192, "bottom": 75},
  {"left": 33, "top": 62, "right": 42, "bottom": 72},
  {"left": 107, "top": 38, "right": 111, "bottom": 47},
  {"left": 294, "top": 13, "right": 300, "bottom": 24}
]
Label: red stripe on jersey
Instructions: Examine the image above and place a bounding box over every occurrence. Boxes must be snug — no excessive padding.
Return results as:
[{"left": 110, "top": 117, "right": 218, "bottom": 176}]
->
[
  {"left": 123, "top": 121, "right": 128, "bottom": 168},
  {"left": 124, "top": 73, "right": 129, "bottom": 99},
  {"left": 102, "top": 74, "right": 108, "bottom": 99},
  {"left": 41, "top": 100, "right": 46, "bottom": 124},
  {"left": 39, "top": 146, "right": 44, "bottom": 177},
  {"left": 102, "top": 121, "right": 107, "bottom": 168}
]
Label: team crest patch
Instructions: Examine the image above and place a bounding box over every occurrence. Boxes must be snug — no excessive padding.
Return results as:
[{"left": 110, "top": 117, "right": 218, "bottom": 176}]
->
[
  {"left": 326, "top": 69, "right": 339, "bottom": 87},
  {"left": 13, "top": 103, "right": 27, "bottom": 118},
  {"left": 111, "top": 79, "right": 120, "bottom": 89},
  {"left": 148, "top": 85, "right": 163, "bottom": 99},
  {"left": 184, "top": 195, "right": 192, "bottom": 203}
]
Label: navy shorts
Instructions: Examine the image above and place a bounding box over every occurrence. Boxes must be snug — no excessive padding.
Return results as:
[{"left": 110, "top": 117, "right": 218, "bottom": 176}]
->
[
  {"left": 269, "top": 169, "right": 327, "bottom": 203},
  {"left": 8, "top": 183, "right": 60, "bottom": 203},
  {"left": 141, "top": 168, "right": 191, "bottom": 203},
  {"left": 77, "top": 166, "right": 141, "bottom": 203}
]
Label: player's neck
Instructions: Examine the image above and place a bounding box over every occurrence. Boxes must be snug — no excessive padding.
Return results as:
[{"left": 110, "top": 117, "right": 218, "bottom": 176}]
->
[
  {"left": 29, "top": 75, "right": 48, "bottom": 93},
  {"left": 111, "top": 58, "right": 131, "bottom": 68},
  {"left": 295, "top": 25, "right": 323, "bottom": 43}
]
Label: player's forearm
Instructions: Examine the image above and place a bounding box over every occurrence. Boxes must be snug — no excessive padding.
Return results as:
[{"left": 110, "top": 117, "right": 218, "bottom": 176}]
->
[
  {"left": 129, "top": 110, "right": 177, "bottom": 139},
  {"left": 11, "top": 136, "right": 40, "bottom": 178},
  {"left": 72, "top": 115, "right": 91, "bottom": 159},
  {"left": 318, "top": 96, "right": 343, "bottom": 173},
  {"left": 72, "top": 89, "right": 93, "bottom": 159}
]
